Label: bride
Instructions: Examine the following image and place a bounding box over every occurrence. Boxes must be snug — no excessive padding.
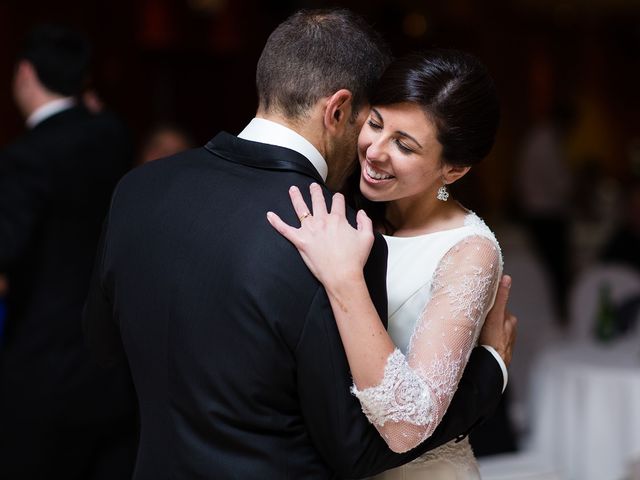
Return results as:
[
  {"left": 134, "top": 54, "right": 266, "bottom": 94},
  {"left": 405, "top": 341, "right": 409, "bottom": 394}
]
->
[{"left": 268, "top": 49, "right": 506, "bottom": 478}]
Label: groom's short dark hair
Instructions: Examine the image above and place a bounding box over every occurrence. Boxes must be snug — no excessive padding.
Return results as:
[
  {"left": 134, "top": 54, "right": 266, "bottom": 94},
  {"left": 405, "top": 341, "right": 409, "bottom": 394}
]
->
[{"left": 256, "top": 9, "right": 391, "bottom": 120}]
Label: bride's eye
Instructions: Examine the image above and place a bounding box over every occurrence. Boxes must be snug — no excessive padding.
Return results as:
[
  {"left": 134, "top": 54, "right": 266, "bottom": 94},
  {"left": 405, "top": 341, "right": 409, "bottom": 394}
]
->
[
  {"left": 395, "top": 139, "right": 413, "bottom": 154},
  {"left": 367, "top": 119, "right": 382, "bottom": 130}
]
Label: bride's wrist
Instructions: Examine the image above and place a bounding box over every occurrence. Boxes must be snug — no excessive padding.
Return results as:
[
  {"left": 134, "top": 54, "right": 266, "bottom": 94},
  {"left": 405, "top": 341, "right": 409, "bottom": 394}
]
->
[{"left": 322, "top": 268, "right": 366, "bottom": 294}]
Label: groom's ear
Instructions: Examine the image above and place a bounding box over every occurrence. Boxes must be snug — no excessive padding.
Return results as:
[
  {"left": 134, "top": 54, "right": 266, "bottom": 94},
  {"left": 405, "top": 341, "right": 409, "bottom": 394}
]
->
[{"left": 323, "top": 89, "right": 353, "bottom": 134}]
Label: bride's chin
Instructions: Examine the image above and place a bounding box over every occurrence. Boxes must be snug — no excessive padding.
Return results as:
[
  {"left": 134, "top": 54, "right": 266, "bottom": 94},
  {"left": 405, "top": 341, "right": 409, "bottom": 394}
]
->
[{"left": 359, "top": 181, "right": 387, "bottom": 202}]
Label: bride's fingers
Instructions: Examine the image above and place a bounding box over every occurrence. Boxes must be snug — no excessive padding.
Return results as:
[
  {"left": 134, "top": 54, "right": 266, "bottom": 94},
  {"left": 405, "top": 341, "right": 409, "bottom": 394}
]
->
[
  {"left": 309, "top": 183, "right": 328, "bottom": 217},
  {"left": 288, "top": 186, "right": 312, "bottom": 222},
  {"left": 330, "top": 192, "right": 346, "bottom": 217},
  {"left": 356, "top": 209, "right": 373, "bottom": 234},
  {"left": 266, "top": 211, "right": 301, "bottom": 247}
]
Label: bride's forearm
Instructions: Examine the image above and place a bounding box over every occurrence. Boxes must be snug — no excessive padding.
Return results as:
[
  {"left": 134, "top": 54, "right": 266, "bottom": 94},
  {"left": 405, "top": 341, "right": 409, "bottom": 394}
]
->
[{"left": 323, "top": 273, "right": 396, "bottom": 390}]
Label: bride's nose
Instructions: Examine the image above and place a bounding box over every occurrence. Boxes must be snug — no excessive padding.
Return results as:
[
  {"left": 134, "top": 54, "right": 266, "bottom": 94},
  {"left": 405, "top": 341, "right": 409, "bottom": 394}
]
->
[{"left": 366, "top": 139, "right": 388, "bottom": 163}]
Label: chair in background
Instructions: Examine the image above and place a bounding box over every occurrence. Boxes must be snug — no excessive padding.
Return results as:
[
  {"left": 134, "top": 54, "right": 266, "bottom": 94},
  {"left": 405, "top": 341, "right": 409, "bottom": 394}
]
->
[{"left": 568, "top": 263, "right": 640, "bottom": 341}]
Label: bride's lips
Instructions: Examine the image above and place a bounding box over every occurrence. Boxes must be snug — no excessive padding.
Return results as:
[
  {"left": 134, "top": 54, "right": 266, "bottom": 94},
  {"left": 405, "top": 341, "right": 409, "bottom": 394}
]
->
[{"left": 362, "top": 161, "right": 395, "bottom": 184}]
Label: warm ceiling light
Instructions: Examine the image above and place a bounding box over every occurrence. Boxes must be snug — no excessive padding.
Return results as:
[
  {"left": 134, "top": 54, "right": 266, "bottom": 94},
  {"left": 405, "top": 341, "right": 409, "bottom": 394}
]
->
[
  {"left": 403, "top": 12, "right": 428, "bottom": 38},
  {"left": 188, "top": 0, "right": 227, "bottom": 14}
]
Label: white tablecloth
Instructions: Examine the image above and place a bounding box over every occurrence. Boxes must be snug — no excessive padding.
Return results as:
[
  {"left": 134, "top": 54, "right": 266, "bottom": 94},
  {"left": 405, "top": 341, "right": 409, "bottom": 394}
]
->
[{"left": 528, "top": 339, "right": 640, "bottom": 480}]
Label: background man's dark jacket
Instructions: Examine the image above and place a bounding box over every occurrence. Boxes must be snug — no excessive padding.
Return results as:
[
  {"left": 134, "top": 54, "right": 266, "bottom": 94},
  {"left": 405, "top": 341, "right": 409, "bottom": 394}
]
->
[{"left": 0, "top": 105, "right": 137, "bottom": 478}]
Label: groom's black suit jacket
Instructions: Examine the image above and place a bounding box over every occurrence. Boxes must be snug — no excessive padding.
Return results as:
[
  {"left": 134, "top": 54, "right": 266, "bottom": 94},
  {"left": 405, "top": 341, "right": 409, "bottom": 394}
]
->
[{"left": 84, "top": 132, "right": 504, "bottom": 479}]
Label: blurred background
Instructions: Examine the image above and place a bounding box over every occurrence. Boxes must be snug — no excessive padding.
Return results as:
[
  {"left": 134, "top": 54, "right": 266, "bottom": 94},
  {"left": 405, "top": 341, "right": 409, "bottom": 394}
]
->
[
  {"left": 1, "top": 0, "right": 639, "bottom": 189},
  {"left": 1, "top": 0, "right": 640, "bottom": 478},
  {"left": 2, "top": 0, "right": 640, "bottom": 208}
]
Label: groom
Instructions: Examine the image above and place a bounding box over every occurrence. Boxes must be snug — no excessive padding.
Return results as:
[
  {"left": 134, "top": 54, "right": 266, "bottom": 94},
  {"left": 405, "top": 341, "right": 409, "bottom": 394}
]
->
[{"left": 84, "top": 8, "right": 515, "bottom": 479}]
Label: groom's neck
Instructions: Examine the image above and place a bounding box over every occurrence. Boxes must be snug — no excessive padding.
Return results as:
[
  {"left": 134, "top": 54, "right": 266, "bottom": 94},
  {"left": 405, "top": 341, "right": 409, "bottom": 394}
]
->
[{"left": 255, "top": 107, "right": 327, "bottom": 160}]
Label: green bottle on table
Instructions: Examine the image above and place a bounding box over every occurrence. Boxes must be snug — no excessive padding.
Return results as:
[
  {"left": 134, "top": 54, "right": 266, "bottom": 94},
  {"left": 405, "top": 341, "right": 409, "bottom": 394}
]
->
[{"left": 593, "top": 282, "right": 615, "bottom": 342}]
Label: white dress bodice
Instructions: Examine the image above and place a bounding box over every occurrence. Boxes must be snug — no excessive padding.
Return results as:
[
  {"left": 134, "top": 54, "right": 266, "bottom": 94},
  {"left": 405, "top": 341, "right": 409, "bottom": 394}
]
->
[
  {"left": 359, "top": 212, "right": 503, "bottom": 479},
  {"left": 385, "top": 212, "right": 500, "bottom": 355}
]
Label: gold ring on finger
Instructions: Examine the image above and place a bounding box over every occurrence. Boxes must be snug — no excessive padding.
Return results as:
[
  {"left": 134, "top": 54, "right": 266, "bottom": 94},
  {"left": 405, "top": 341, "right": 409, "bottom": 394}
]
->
[{"left": 299, "top": 211, "right": 312, "bottom": 222}]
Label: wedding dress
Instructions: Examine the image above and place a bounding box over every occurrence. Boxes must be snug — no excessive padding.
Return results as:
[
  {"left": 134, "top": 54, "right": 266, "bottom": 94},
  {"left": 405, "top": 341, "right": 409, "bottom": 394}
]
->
[{"left": 354, "top": 212, "right": 502, "bottom": 479}]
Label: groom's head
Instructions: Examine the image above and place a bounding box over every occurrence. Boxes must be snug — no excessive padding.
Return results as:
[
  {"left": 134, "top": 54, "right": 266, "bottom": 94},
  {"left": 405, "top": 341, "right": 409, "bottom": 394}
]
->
[{"left": 256, "top": 9, "right": 391, "bottom": 189}]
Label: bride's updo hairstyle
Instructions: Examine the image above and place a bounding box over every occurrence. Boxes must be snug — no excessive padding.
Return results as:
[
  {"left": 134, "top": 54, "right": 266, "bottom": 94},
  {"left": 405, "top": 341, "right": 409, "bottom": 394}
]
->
[{"left": 370, "top": 49, "right": 499, "bottom": 168}]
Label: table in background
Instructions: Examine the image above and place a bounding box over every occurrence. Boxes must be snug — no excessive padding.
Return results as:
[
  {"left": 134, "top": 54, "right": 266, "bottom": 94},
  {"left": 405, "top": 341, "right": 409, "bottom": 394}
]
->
[{"left": 528, "top": 339, "right": 640, "bottom": 480}]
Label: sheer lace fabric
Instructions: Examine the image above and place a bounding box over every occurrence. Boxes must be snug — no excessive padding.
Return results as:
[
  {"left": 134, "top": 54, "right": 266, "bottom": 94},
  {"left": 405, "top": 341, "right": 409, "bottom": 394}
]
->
[{"left": 352, "top": 232, "right": 502, "bottom": 453}]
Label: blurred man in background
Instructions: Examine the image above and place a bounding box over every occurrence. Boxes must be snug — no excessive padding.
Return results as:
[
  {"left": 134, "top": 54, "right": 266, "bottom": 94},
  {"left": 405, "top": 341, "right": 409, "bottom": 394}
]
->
[
  {"left": 138, "top": 122, "right": 195, "bottom": 165},
  {"left": 0, "top": 25, "right": 137, "bottom": 479},
  {"left": 516, "top": 102, "right": 575, "bottom": 319}
]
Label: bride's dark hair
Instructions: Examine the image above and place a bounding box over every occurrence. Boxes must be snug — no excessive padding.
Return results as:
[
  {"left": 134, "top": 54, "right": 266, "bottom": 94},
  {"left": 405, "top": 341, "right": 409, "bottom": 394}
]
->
[{"left": 342, "top": 49, "right": 500, "bottom": 233}]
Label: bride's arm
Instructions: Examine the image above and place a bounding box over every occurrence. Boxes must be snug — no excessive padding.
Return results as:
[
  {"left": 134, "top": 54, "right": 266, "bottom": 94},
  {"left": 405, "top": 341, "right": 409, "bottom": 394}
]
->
[
  {"left": 267, "top": 183, "right": 502, "bottom": 453},
  {"left": 351, "top": 235, "right": 501, "bottom": 452},
  {"left": 268, "top": 184, "right": 395, "bottom": 391}
]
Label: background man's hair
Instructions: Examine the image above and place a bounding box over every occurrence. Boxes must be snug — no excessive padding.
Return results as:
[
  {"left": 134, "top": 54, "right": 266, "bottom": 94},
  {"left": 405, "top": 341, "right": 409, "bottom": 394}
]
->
[
  {"left": 19, "top": 24, "right": 91, "bottom": 97},
  {"left": 256, "top": 9, "right": 392, "bottom": 120}
]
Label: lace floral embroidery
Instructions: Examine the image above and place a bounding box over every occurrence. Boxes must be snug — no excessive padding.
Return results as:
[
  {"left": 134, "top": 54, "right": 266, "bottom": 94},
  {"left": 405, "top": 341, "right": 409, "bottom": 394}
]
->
[
  {"left": 435, "top": 264, "right": 495, "bottom": 324},
  {"left": 350, "top": 231, "right": 502, "bottom": 452},
  {"left": 421, "top": 347, "right": 464, "bottom": 401},
  {"left": 351, "top": 349, "right": 435, "bottom": 427}
]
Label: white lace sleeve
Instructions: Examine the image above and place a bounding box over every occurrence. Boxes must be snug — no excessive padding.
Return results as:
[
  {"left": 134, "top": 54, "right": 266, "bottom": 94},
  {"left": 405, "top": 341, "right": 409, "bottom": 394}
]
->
[{"left": 351, "top": 235, "right": 502, "bottom": 452}]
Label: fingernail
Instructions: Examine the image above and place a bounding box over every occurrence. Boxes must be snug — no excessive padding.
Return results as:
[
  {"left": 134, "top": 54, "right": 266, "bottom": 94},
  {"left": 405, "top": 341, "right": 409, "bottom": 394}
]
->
[{"left": 503, "top": 275, "right": 512, "bottom": 288}]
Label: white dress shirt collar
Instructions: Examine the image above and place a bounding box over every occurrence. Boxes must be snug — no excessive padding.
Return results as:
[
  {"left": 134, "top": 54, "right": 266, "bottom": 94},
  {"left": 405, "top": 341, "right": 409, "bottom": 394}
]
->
[
  {"left": 237, "top": 117, "right": 328, "bottom": 182},
  {"left": 26, "top": 97, "right": 76, "bottom": 129}
]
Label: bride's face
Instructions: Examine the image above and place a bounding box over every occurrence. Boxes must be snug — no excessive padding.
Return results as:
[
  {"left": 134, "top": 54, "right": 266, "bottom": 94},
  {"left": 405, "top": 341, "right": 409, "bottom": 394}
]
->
[{"left": 357, "top": 102, "right": 446, "bottom": 204}]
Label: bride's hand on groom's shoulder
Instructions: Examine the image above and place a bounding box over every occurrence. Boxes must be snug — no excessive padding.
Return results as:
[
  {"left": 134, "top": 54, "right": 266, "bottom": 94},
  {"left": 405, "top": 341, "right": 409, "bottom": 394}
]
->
[
  {"left": 479, "top": 275, "right": 517, "bottom": 367},
  {"left": 267, "top": 183, "right": 374, "bottom": 288}
]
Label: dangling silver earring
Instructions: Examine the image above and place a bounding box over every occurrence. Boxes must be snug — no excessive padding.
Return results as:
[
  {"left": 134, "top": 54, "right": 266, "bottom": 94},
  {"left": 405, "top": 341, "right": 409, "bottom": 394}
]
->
[{"left": 437, "top": 184, "right": 449, "bottom": 202}]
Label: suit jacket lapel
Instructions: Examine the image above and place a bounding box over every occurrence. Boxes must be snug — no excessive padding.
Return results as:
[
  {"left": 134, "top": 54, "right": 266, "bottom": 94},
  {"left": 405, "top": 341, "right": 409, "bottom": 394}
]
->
[{"left": 204, "top": 132, "right": 325, "bottom": 184}]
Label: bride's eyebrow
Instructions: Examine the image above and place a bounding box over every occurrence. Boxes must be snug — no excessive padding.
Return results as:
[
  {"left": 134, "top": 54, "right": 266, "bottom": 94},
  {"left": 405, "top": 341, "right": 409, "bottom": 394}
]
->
[
  {"left": 371, "top": 108, "right": 383, "bottom": 122},
  {"left": 397, "top": 130, "right": 422, "bottom": 149}
]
